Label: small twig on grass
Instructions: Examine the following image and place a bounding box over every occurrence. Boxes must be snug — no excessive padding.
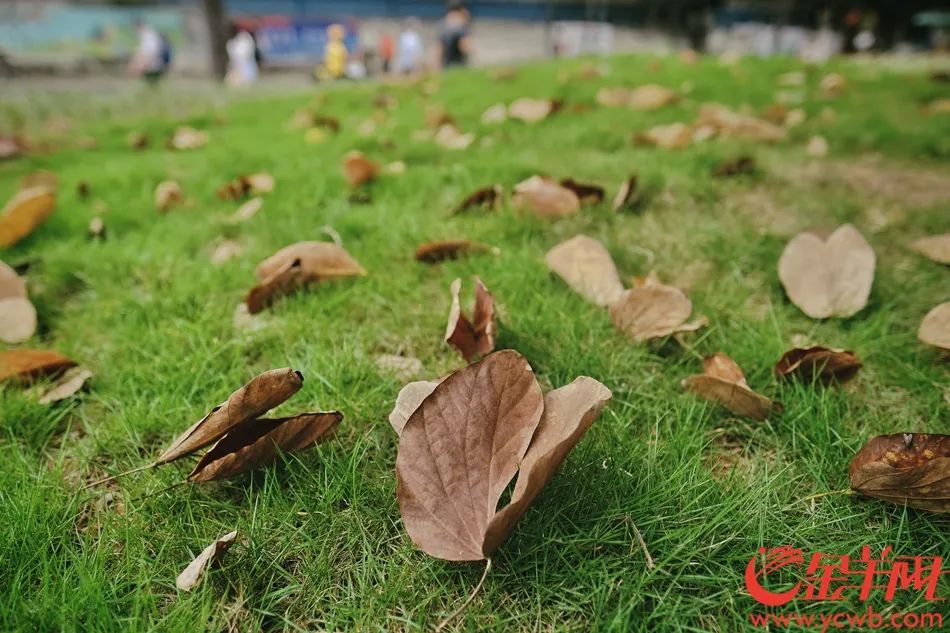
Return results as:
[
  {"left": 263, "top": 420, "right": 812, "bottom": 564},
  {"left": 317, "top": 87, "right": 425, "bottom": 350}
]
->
[
  {"left": 800, "top": 488, "right": 854, "bottom": 503},
  {"left": 320, "top": 225, "right": 343, "bottom": 247},
  {"left": 626, "top": 517, "right": 655, "bottom": 570},
  {"left": 435, "top": 558, "right": 492, "bottom": 633},
  {"left": 82, "top": 463, "right": 155, "bottom": 490}
]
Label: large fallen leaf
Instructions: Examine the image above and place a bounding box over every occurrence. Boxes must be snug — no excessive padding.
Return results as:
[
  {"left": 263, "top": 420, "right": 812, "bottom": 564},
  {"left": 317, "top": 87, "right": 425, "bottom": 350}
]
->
[
  {"left": 609, "top": 282, "right": 706, "bottom": 342},
  {"left": 414, "top": 239, "right": 490, "bottom": 264},
  {"left": 395, "top": 350, "right": 610, "bottom": 560},
  {"left": 628, "top": 84, "right": 677, "bottom": 110},
  {"left": 434, "top": 124, "right": 475, "bottom": 150},
  {"left": 682, "top": 353, "right": 779, "bottom": 421},
  {"left": 612, "top": 174, "right": 640, "bottom": 213},
  {"left": 773, "top": 346, "right": 861, "bottom": 385},
  {"left": 911, "top": 234, "right": 950, "bottom": 265},
  {"left": 188, "top": 412, "right": 341, "bottom": 482},
  {"left": 156, "top": 368, "right": 303, "bottom": 465},
  {"left": 38, "top": 367, "right": 93, "bottom": 404},
  {"left": 445, "top": 277, "right": 495, "bottom": 362},
  {"left": 511, "top": 176, "right": 580, "bottom": 218},
  {"left": 246, "top": 242, "right": 365, "bottom": 314},
  {"left": 0, "top": 349, "right": 76, "bottom": 383},
  {"left": 154, "top": 181, "right": 183, "bottom": 213},
  {"left": 508, "top": 98, "right": 559, "bottom": 123},
  {"left": 176, "top": 530, "right": 237, "bottom": 591},
  {"left": 918, "top": 302, "right": 950, "bottom": 350},
  {"left": 0, "top": 186, "right": 56, "bottom": 248},
  {"left": 544, "top": 235, "right": 625, "bottom": 307},
  {"left": 168, "top": 126, "right": 208, "bottom": 150},
  {"left": 637, "top": 122, "right": 692, "bottom": 149},
  {"left": 778, "top": 224, "right": 875, "bottom": 319},
  {"left": 848, "top": 433, "right": 949, "bottom": 513},
  {"left": 453, "top": 185, "right": 502, "bottom": 215},
  {"left": 0, "top": 297, "right": 37, "bottom": 343},
  {"left": 342, "top": 151, "right": 379, "bottom": 187},
  {"left": 559, "top": 179, "right": 604, "bottom": 205}
]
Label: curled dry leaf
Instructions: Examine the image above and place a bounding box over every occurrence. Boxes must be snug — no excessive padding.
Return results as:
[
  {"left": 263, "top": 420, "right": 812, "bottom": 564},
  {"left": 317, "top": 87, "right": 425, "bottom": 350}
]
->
[
  {"left": 389, "top": 379, "right": 441, "bottom": 435},
  {"left": 0, "top": 297, "right": 37, "bottom": 343},
  {"left": 778, "top": 224, "right": 875, "bottom": 319},
  {"left": 445, "top": 277, "right": 495, "bottom": 362},
  {"left": 453, "top": 185, "right": 502, "bottom": 215},
  {"left": 395, "top": 349, "right": 611, "bottom": 560},
  {"left": 188, "top": 412, "right": 341, "bottom": 482},
  {"left": 0, "top": 349, "right": 76, "bottom": 383},
  {"left": 612, "top": 174, "right": 640, "bottom": 213},
  {"left": 217, "top": 173, "right": 275, "bottom": 200},
  {"left": 507, "top": 98, "right": 558, "bottom": 123},
  {"left": 682, "top": 353, "right": 779, "bottom": 421},
  {"left": 637, "top": 122, "right": 692, "bottom": 149},
  {"left": 156, "top": 367, "right": 304, "bottom": 465},
  {"left": 247, "top": 241, "right": 366, "bottom": 314},
  {"left": 609, "top": 282, "right": 706, "bottom": 342},
  {"left": 230, "top": 197, "right": 263, "bottom": 223},
  {"left": 210, "top": 240, "right": 243, "bottom": 265},
  {"left": 0, "top": 260, "right": 27, "bottom": 300},
  {"left": 154, "top": 181, "right": 183, "bottom": 213},
  {"left": 544, "top": 235, "right": 625, "bottom": 307},
  {"left": 38, "top": 367, "right": 94, "bottom": 404},
  {"left": 176, "top": 530, "right": 238, "bottom": 591},
  {"left": 596, "top": 87, "right": 633, "bottom": 108},
  {"left": 820, "top": 73, "right": 846, "bottom": 96},
  {"left": 0, "top": 186, "right": 56, "bottom": 248},
  {"left": 511, "top": 176, "right": 580, "bottom": 218},
  {"left": 911, "top": 234, "right": 950, "bottom": 265},
  {"left": 559, "top": 179, "right": 604, "bottom": 205},
  {"left": 127, "top": 131, "right": 149, "bottom": 150},
  {"left": 434, "top": 124, "right": 475, "bottom": 150},
  {"left": 480, "top": 103, "right": 507, "bottom": 124},
  {"left": 89, "top": 217, "right": 106, "bottom": 240},
  {"left": 918, "top": 302, "right": 950, "bottom": 351},
  {"left": 696, "top": 104, "right": 785, "bottom": 142},
  {"left": 628, "top": 84, "right": 677, "bottom": 110},
  {"left": 414, "top": 239, "right": 490, "bottom": 264},
  {"left": 342, "top": 151, "right": 379, "bottom": 188},
  {"left": 773, "top": 346, "right": 861, "bottom": 385},
  {"left": 168, "top": 126, "right": 208, "bottom": 150},
  {"left": 712, "top": 156, "right": 756, "bottom": 178},
  {"left": 848, "top": 433, "right": 949, "bottom": 513}
]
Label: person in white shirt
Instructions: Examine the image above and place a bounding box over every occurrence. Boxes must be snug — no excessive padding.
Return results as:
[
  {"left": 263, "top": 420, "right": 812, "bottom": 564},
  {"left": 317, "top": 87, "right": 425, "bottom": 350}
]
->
[
  {"left": 226, "top": 27, "right": 259, "bottom": 86},
  {"left": 396, "top": 18, "right": 424, "bottom": 74},
  {"left": 128, "top": 19, "right": 167, "bottom": 81}
]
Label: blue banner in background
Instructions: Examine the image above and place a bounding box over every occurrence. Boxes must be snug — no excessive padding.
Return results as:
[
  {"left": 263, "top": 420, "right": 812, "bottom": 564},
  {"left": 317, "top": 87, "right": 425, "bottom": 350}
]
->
[{"left": 257, "top": 20, "right": 360, "bottom": 63}]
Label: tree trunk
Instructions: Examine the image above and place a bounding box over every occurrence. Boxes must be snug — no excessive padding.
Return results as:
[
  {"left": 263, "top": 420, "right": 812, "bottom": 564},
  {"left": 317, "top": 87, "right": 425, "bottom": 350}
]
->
[{"left": 203, "top": 0, "right": 228, "bottom": 80}]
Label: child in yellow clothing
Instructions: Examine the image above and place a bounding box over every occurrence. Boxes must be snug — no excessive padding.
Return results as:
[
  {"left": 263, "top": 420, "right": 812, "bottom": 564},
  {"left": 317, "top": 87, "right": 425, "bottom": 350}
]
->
[{"left": 320, "top": 24, "right": 347, "bottom": 80}]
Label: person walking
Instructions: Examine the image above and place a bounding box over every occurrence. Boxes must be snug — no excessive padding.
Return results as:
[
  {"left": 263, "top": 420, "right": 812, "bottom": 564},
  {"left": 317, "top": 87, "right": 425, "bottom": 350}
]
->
[
  {"left": 128, "top": 18, "right": 169, "bottom": 83},
  {"left": 396, "top": 18, "right": 424, "bottom": 74},
  {"left": 225, "top": 25, "right": 259, "bottom": 86},
  {"left": 439, "top": 2, "right": 471, "bottom": 69}
]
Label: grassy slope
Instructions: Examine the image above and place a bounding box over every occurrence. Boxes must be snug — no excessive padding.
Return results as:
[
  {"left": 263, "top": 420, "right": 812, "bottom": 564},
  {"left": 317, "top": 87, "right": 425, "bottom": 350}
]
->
[{"left": 1, "top": 55, "right": 948, "bottom": 632}]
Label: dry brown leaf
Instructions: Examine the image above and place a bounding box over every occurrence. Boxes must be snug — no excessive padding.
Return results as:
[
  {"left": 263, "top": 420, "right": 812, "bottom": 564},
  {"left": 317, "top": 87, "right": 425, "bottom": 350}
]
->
[
  {"left": 188, "top": 412, "right": 341, "bottom": 482},
  {"left": 712, "top": 156, "right": 756, "bottom": 178},
  {"left": 596, "top": 87, "right": 634, "bottom": 108},
  {"left": 911, "top": 234, "right": 950, "bottom": 265},
  {"left": 176, "top": 530, "right": 238, "bottom": 591},
  {"left": 0, "top": 260, "right": 27, "bottom": 300},
  {"left": 559, "top": 179, "right": 605, "bottom": 205},
  {"left": 375, "top": 354, "right": 423, "bottom": 383},
  {"left": 389, "top": 379, "right": 441, "bottom": 435},
  {"left": 414, "top": 239, "right": 490, "bottom": 264},
  {"left": 445, "top": 277, "right": 495, "bottom": 362},
  {"left": 342, "top": 151, "right": 379, "bottom": 187},
  {"left": 210, "top": 240, "right": 243, "bottom": 265},
  {"left": 612, "top": 174, "right": 640, "bottom": 213},
  {"left": 434, "top": 124, "right": 475, "bottom": 150},
  {"left": 216, "top": 173, "right": 274, "bottom": 200},
  {"left": 38, "top": 367, "right": 93, "bottom": 404},
  {"left": 154, "top": 181, "right": 183, "bottom": 213},
  {"left": 89, "top": 217, "right": 106, "bottom": 240},
  {"left": 820, "top": 73, "right": 846, "bottom": 96},
  {"left": 807, "top": 135, "right": 829, "bottom": 158},
  {"left": 682, "top": 353, "right": 779, "bottom": 421},
  {"left": 230, "top": 197, "right": 263, "bottom": 223},
  {"left": 127, "top": 131, "right": 149, "bottom": 150},
  {"left": 544, "top": 235, "right": 625, "bottom": 307},
  {"left": 247, "top": 242, "right": 365, "bottom": 314},
  {"left": 453, "top": 185, "right": 502, "bottom": 215},
  {"left": 511, "top": 176, "right": 580, "bottom": 218},
  {"left": 0, "top": 186, "right": 56, "bottom": 248},
  {"left": 169, "top": 126, "right": 208, "bottom": 150},
  {"left": 918, "top": 302, "right": 950, "bottom": 350},
  {"left": 480, "top": 103, "right": 507, "bottom": 124},
  {"left": 20, "top": 170, "right": 58, "bottom": 191},
  {"left": 609, "top": 283, "right": 706, "bottom": 342},
  {"left": 778, "top": 224, "right": 875, "bottom": 319},
  {"left": 628, "top": 84, "right": 677, "bottom": 110},
  {"left": 637, "top": 122, "right": 692, "bottom": 149},
  {"left": 395, "top": 350, "right": 610, "bottom": 560},
  {"left": 696, "top": 104, "right": 785, "bottom": 142},
  {"left": 848, "top": 433, "right": 949, "bottom": 513},
  {"left": 0, "top": 349, "right": 76, "bottom": 383},
  {"left": 0, "top": 297, "right": 37, "bottom": 343},
  {"left": 156, "top": 368, "right": 304, "bottom": 465},
  {"left": 773, "top": 346, "right": 861, "bottom": 385},
  {"left": 508, "top": 98, "right": 558, "bottom": 123}
]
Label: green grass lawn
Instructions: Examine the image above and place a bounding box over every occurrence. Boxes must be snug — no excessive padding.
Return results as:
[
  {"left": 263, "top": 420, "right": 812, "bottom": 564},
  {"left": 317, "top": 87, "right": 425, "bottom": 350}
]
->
[{"left": 1, "top": 54, "right": 948, "bottom": 632}]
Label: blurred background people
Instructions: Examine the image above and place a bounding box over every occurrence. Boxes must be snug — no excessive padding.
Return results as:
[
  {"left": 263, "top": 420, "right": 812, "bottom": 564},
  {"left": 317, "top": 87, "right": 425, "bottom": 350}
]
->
[
  {"left": 440, "top": 2, "right": 471, "bottom": 68},
  {"left": 397, "top": 18, "right": 424, "bottom": 74},
  {"left": 225, "top": 25, "right": 259, "bottom": 86},
  {"left": 319, "top": 23, "right": 348, "bottom": 80},
  {"left": 378, "top": 31, "right": 394, "bottom": 73},
  {"left": 128, "top": 18, "right": 170, "bottom": 82}
]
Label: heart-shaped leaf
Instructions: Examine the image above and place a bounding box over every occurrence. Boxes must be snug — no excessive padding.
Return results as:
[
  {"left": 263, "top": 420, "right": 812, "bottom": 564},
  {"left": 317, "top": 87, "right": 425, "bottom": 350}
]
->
[
  {"left": 508, "top": 98, "right": 559, "bottom": 123},
  {"left": 778, "top": 224, "right": 876, "bottom": 318},
  {"left": 609, "top": 282, "right": 706, "bottom": 342},
  {"left": 545, "top": 235, "right": 625, "bottom": 307},
  {"left": 773, "top": 346, "right": 862, "bottom": 385},
  {"left": 682, "top": 353, "right": 779, "bottom": 421},
  {"left": 849, "top": 433, "right": 950, "bottom": 513},
  {"left": 445, "top": 277, "right": 495, "bottom": 362}
]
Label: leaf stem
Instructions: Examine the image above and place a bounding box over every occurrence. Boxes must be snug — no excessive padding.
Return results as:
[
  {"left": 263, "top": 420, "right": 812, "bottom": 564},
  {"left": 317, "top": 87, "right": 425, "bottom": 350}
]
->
[
  {"left": 435, "top": 558, "right": 492, "bottom": 633},
  {"left": 81, "top": 463, "right": 154, "bottom": 490}
]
